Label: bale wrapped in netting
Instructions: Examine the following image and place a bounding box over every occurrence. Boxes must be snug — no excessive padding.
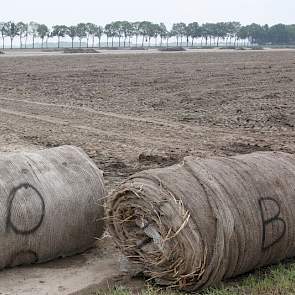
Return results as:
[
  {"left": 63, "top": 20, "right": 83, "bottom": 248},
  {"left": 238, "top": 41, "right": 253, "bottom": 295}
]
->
[
  {"left": 106, "top": 151, "right": 295, "bottom": 291},
  {"left": 0, "top": 145, "right": 104, "bottom": 269}
]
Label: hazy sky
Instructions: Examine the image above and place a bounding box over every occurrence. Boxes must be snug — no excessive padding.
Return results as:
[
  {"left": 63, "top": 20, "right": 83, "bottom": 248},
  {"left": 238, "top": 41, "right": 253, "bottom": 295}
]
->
[{"left": 1, "top": 0, "right": 294, "bottom": 28}]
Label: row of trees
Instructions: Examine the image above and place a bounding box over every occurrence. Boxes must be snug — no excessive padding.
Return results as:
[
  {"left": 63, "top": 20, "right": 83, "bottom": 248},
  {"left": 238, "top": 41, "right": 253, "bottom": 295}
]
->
[{"left": 1, "top": 21, "right": 295, "bottom": 49}]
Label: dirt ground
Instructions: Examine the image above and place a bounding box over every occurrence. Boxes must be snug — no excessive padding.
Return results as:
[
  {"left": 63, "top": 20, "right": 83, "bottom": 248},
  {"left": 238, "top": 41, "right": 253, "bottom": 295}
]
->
[{"left": 0, "top": 49, "right": 295, "bottom": 293}]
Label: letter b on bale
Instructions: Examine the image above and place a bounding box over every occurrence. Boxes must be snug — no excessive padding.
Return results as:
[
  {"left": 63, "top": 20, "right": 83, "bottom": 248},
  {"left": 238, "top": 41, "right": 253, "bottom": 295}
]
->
[
  {"left": 106, "top": 152, "right": 295, "bottom": 291},
  {"left": 259, "top": 197, "right": 286, "bottom": 250},
  {"left": 0, "top": 146, "right": 104, "bottom": 269}
]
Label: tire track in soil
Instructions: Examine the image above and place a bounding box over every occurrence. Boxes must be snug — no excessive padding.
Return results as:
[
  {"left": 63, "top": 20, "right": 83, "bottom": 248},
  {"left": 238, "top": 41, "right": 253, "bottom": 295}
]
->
[
  {"left": 0, "top": 96, "right": 189, "bottom": 130},
  {"left": 0, "top": 107, "right": 169, "bottom": 146},
  {"left": 0, "top": 96, "right": 217, "bottom": 150},
  {"left": 0, "top": 106, "right": 200, "bottom": 190},
  {"left": 0, "top": 108, "right": 148, "bottom": 188},
  {"left": 0, "top": 96, "right": 272, "bottom": 137},
  {"left": 0, "top": 96, "right": 290, "bottom": 157}
]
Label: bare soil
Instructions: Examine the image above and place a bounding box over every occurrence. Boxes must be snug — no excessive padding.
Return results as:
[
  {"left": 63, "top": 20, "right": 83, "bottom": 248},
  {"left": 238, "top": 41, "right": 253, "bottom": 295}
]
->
[{"left": 0, "top": 49, "right": 295, "bottom": 293}]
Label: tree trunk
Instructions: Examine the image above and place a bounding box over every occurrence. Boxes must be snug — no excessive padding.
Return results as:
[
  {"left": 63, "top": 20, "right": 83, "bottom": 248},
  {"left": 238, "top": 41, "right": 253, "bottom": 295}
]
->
[
  {"left": 136, "top": 35, "right": 138, "bottom": 47},
  {"left": 79, "top": 39, "right": 82, "bottom": 48},
  {"left": 2, "top": 37, "right": 4, "bottom": 49},
  {"left": 191, "top": 38, "right": 194, "bottom": 47},
  {"left": 129, "top": 36, "right": 131, "bottom": 47},
  {"left": 112, "top": 37, "right": 114, "bottom": 48},
  {"left": 166, "top": 37, "right": 169, "bottom": 47},
  {"left": 41, "top": 38, "right": 44, "bottom": 48},
  {"left": 107, "top": 37, "right": 109, "bottom": 47},
  {"left": 92, "top": 36, "right": 95, "bottom": 48},
  {"left": 10, "top": 37, "right": 13, "bottom": 49},
  {"left": 187, "top": 37, "right": 189, "bottom": 47},
  {"left": 118, "top": 36, "right": 121, "bottom": 47},
  {"left": 217, "top": 37, "right": 219, "bottom": 47},
  {"left": 160, "top": 37, "right": 163, "bottom": 47},
  {"left": 33, "top": 36, "right": 35, "bottom": 49},
  {"left": 19, "top": 36, "right": 22, "bottom": 49},
  {"left": 58, "top": 36, "right": 60, "bottom": 48},
  {"left": 176, "top": 36, "right": 179, "bottom": 46},
  {"left": 71, "top": 38, "right": 74, "bottom": 48},
  {"left": 142, "top": 35, "right": 144, "bottom": 47},
  {"left": 99, "top": 37, "right": 101, "bottom": 48}
]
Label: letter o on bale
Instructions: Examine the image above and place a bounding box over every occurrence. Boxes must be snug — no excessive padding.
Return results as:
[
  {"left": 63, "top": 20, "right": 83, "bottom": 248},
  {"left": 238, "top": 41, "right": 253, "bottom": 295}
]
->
[
  {"left": 106, "top": 152, "right": 295, "bottom": 291},
  {"left": 0, "top": 145, "right": 105, "bottom": 269}
]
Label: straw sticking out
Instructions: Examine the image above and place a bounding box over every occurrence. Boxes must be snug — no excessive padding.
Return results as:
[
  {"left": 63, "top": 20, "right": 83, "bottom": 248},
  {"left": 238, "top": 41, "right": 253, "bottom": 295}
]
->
[{"left": 107, "top": 152, "right": 295, "bottom": 291}]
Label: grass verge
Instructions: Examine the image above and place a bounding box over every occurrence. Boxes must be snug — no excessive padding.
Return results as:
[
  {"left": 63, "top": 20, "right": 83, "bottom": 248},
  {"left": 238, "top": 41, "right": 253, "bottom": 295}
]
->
[{"left": 96, "top": 261, "right": 295, "bottom": 295}]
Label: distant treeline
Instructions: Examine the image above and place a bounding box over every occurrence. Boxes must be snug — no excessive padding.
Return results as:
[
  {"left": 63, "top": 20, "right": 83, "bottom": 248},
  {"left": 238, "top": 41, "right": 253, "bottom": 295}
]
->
[{"left": 0, "top": 21, "right": 295, "bottom": 49}]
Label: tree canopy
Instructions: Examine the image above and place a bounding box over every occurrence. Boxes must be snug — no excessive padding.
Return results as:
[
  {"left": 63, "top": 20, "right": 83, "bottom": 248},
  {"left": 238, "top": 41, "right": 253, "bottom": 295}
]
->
[{"left": 1, "top": 20, "right": 295, "bottom": 49}]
